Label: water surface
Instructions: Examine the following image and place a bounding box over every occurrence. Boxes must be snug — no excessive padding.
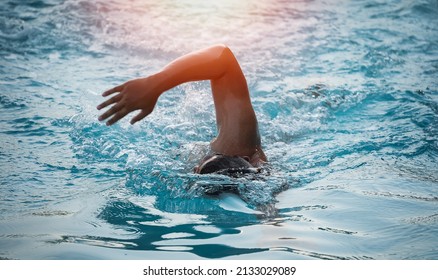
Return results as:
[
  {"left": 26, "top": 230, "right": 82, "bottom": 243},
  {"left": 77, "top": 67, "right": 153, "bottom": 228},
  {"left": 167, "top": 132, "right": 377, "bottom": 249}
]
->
[{"left": 0, "top": 0, "right": 437, "bottom": 259}]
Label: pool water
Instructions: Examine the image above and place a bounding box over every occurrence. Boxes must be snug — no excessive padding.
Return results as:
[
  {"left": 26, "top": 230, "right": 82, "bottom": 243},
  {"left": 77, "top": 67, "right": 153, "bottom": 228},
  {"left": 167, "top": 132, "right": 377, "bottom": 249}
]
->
[{"left": 0, "top": 0, "right": 437, "bottom": 259}]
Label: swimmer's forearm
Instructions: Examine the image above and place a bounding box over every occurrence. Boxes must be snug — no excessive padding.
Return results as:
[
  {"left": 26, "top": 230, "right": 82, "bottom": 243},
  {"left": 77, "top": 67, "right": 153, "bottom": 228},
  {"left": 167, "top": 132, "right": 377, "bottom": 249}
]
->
[{"left": 153, "top": 44, "right": 234, "bottom": 93}]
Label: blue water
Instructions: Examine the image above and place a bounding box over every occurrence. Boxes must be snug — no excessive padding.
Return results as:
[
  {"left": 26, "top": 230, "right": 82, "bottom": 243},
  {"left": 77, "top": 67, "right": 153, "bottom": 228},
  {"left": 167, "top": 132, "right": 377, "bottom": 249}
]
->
[{"left": 1, "top": 0, "right": 437, "bottom": 260}]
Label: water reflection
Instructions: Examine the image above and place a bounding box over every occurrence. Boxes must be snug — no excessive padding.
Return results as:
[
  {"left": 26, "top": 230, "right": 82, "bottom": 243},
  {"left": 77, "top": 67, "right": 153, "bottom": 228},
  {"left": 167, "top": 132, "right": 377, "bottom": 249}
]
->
[{"left": 68, "top": 198, "right": 267, "bottom": 258}]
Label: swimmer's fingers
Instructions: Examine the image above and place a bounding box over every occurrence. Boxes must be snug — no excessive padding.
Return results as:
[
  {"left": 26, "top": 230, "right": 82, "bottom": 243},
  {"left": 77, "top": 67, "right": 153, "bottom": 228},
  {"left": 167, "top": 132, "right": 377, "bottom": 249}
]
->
[
  {"left": 130, "top": 109, "right": 150, "bottom": 125},
  {"left": 98, "top": 102, "right": 124, "bottom": 123},
  {"left": 106, "top": 107, "right": 130, "bottom": 126},
  {"left": 97, "top": 92, "right": 123, "bottom": 110},
  {"left": 102, "top": 84, "right": 124, "bottom": 97}
]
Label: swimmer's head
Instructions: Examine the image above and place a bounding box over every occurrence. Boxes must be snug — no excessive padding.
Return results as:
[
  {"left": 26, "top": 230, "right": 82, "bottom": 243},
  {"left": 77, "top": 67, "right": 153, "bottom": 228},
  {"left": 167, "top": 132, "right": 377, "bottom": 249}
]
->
[{"left": 194, "top": 154, "right": 258, "bottom": 175}]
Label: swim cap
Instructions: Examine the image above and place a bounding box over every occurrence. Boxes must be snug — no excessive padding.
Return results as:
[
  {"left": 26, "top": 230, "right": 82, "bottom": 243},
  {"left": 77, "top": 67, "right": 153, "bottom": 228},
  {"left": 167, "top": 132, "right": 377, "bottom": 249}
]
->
[{"left": 195, "top": 154, "right": 256, "bottom": 175}]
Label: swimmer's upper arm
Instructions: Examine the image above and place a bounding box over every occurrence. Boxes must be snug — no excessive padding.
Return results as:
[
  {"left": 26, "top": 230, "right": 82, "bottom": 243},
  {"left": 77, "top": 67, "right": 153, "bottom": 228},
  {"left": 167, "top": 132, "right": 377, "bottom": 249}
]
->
[{"left": 155, "top": 44, "right": 242, "bottom": 92}]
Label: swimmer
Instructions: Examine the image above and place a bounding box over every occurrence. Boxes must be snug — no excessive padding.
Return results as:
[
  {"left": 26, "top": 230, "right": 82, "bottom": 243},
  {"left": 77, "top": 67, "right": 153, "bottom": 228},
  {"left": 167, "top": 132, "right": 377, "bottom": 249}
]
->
[{"left": 97, "top": 44, "right": 267, "bottom": 174}]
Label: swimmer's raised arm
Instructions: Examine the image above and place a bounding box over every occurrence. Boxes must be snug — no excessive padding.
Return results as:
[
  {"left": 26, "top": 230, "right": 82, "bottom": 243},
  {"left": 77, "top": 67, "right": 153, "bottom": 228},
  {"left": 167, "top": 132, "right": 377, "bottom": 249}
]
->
[
  {"left": 98, "top": 44, "right": 266, "bottom": 164},
  {"left": 98, "top": 44, "right": 245, "bottom": 125}
]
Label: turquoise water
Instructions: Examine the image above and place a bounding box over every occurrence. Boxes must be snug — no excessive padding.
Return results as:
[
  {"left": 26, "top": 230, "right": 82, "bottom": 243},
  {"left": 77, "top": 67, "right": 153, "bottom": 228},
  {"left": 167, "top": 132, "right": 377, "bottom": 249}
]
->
[{"left": 0, "top": 0, "right": 437, "bottom": 259}]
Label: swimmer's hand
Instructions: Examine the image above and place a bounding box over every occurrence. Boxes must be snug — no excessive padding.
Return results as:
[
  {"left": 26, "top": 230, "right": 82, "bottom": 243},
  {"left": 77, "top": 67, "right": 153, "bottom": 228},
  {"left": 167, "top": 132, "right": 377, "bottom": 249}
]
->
[{"left": 97, "top": 76, "right": 161, "bottom": 125}]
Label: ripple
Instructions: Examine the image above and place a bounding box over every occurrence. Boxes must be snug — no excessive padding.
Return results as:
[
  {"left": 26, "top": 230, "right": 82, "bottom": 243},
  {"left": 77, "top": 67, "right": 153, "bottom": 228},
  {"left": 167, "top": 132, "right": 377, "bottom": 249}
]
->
[
  {"left": 363, "top": 191, "right": 438, "bottom": 202},
  {"left": 0, "top": 95, "right": 28, "bottom": 109},
  {"left": 161, "top": 232, "right": 196, "bottom": 239},
  {"left": 269, "top": 247, "right": 360, "bottom": 260},
  {"left": 318, "top": 227, "right": 358, "bottom": 235},
  {"left": 31, "top": 210, "right": 71, "bottom": 217},
  {"left": 51, "top": 235, "right": 138, "bottom": 249},
  {"left": 156, "top": 246, "right": 193, "bottom": 251},
  {"left": 403, "top": 214, "right": 438, "bottom": 225}
]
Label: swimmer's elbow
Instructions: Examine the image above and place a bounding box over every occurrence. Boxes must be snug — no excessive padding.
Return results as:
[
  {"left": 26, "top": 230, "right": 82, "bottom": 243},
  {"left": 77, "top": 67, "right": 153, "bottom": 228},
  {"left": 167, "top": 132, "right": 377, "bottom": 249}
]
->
[
  {"left": 211, "top": 43, "right": 230, "bottom": 54},
  {"left": 216, "top": 44, "right": 234, "bottom": 62},
  {"left": 220, "top": 44, "right": 233, "bottom": 53},
  {"left": 206, "top": 44, "right": 231, "bottom": 61},
  {"left": 211, "top": 44, "right": 239, "bottom": 75}
]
